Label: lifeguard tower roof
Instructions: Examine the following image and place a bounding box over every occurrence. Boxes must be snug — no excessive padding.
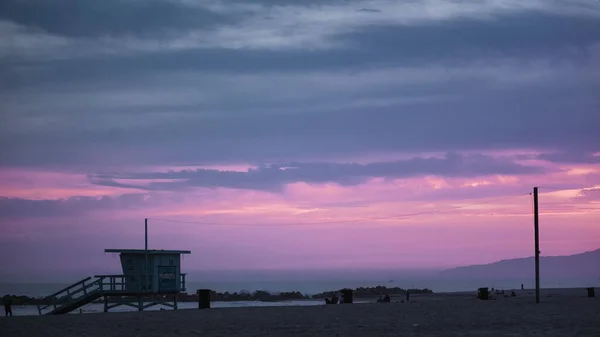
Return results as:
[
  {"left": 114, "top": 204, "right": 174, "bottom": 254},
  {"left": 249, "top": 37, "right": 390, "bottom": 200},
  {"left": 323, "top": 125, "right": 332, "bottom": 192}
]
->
[{"left": 105, "top": 249, "right": 191, "bottom": 254}]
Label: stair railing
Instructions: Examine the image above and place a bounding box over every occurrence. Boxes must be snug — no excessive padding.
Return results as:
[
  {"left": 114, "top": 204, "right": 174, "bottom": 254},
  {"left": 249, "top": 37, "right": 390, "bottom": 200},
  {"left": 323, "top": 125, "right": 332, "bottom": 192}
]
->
[{"left": 37, "top": 277, "right": 99, "bottom": 315}]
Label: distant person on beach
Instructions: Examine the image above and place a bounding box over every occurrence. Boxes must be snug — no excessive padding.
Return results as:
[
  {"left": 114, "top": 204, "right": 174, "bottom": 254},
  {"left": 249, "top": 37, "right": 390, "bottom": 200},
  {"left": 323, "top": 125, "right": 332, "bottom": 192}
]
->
[
  {"left": 325, "top": 294, "right": 339, "bottom": 304},
  {"left": 377, "top": 294, "right": 391, "bottom": 303},
  {"left": 406, "top": 290, "right": 410, "bottom": 302},
  {"left": 3, "top": 295, "right": 12, "bottom": 316},
  {"left": 521, "top": 284, "right": 524, "bottom": 290}
]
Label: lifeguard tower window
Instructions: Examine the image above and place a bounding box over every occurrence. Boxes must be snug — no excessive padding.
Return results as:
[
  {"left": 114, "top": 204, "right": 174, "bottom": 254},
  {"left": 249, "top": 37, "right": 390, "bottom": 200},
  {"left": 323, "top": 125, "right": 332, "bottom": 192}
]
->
[
  {"left": 126, "top": 259, "right": 134, "bottom": 272},
  {"left": 158, "top": 266, "right": 177, "bottom": 292}
]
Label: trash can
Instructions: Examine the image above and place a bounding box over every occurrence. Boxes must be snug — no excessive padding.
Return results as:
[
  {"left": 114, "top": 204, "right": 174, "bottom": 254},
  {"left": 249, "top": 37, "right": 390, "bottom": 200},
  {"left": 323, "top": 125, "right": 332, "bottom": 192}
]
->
[
  {"left": 341, "top": 289, "right": 353, "bottom": 304},
  {"left": 586, "top": 287, "right": 595, "bottom": 298},
  {"left": 477, "top": 287, "right": 489, "bottom": 300},
  {"left": 197, "top": 289, "right": 211, "bottom": 309}
]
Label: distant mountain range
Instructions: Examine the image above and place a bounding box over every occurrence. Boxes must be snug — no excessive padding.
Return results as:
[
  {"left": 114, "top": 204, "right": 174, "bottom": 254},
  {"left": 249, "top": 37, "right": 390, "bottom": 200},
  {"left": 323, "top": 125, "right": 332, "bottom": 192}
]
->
[{"left": 440, "top": 249, "right": 600, "bottom": 280}]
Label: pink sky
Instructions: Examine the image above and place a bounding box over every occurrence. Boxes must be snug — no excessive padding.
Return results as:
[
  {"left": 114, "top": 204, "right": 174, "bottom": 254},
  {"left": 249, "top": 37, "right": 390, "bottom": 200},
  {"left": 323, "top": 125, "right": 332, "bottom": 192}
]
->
[
  {"left": 3, "top": 0, "right": 600, "bottom": 283},
  {"left": 1, "top": 150, "right": 599, "bottom": 279}
]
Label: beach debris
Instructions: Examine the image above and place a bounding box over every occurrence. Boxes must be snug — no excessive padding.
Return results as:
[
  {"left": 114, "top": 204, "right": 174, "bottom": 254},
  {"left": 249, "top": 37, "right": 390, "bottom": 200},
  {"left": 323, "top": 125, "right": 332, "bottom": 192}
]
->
[
  {"left": 586, "top": 287, "right": 595, "bottom": 298},
  {"left": 477, "top": 287, "right": 489, "bottom": 300}
]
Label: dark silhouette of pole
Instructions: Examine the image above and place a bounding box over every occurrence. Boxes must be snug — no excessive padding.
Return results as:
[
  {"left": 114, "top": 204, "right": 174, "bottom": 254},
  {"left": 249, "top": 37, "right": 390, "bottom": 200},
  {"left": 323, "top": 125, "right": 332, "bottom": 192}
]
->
[
  {"left": 533, "top": 187, "right": 540, "bottom": 303},
  {"left": 145, "top": 218, "right": 149, "bottom": 292}
]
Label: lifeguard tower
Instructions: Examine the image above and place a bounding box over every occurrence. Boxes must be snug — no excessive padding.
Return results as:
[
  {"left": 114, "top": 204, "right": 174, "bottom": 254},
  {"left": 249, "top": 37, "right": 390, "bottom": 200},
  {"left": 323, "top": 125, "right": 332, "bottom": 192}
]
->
[
  {"left": 103, "top": 249, "right": 190, "bottom": 294},
  {"left": 36, "top": 220, "right": 191, "bottom": 315}
]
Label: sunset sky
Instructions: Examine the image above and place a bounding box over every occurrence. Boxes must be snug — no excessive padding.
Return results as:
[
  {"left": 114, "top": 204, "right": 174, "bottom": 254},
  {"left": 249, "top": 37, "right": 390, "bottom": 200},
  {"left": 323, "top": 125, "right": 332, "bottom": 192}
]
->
[{"left": 1, "top": 0, "right": 599, "bottom": 280}]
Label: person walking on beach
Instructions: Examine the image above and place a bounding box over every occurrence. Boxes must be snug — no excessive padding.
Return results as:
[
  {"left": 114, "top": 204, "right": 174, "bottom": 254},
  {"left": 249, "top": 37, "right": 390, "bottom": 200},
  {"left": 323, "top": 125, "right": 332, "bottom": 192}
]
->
[{"left": 3, "top": 295, "right": 13, "bottom": 316}]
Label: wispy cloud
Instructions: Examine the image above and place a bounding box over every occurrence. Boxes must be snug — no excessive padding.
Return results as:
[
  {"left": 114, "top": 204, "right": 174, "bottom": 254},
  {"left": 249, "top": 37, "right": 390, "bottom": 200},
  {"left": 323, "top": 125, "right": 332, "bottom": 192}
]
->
[
  {"left": 6, "top": 54, "right": 596, "bottom": 116},
  {"left": 537, "top": 151, "right": 600, "bottom": 164},
  {"left": 88, "top": 153, "right": 547, "bottom": 192},
  {"left": 577, "top": 187, "right": 600, "bottom": 202},
  {"left": 0, "top": 194, "right": 149, "bottom": 219},
  {"left": 0, "top": 20, "right": 69, "bottom": 60},
  {"left": 187, "top": 0, "right": 600, "bottom": 51},
  {"left": 3, "top": 0, "right": 600, "bottom": 60}
]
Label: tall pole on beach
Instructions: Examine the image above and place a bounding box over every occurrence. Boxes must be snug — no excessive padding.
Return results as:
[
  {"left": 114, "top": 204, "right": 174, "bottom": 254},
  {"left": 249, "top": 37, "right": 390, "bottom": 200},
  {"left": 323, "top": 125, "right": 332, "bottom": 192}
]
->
[
  {"left": 533, "top": 187, "right": 540, "bottom": 304},
  {"left": 145, "top": 218, "right": 149, "bottom": 292}
]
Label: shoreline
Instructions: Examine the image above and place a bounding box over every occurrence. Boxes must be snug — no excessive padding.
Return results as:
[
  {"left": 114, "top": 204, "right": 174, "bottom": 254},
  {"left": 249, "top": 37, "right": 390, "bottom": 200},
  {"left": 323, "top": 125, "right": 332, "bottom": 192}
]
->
[
  {"left": 3, "top": 287, "right": 595, "bottom": 317},
  {"left": 1, "top": 285, "right": 433, "bottom": 306},
  {"left": 2, "top": 288, "right": 598, "bottom": 336}
]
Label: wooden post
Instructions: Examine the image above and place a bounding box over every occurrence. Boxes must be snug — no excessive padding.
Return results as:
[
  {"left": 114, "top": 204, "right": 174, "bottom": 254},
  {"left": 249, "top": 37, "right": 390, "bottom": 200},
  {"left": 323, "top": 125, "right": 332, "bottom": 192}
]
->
[
  {"left": 145, "top": 218, "right": 149, "bottom": 292},
  {"left": 533, "top": 186, "right": 540, "bottom": 304}
]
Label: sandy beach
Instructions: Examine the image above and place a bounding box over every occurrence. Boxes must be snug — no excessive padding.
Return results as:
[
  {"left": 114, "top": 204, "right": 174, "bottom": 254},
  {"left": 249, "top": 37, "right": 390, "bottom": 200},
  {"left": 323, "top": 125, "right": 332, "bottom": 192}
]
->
[{"left": 1, "top": 288, "right": 598, "bottom": 336}]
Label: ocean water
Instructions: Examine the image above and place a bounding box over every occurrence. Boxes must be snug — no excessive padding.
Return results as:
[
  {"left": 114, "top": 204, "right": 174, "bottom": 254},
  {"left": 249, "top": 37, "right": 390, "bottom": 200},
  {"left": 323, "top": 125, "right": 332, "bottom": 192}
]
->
[
  {"left": 1, "top": 280, "right": 493, "bottom": 298},
  {"left": 1, "top": 276, "right": 596, "bottom": 298}
]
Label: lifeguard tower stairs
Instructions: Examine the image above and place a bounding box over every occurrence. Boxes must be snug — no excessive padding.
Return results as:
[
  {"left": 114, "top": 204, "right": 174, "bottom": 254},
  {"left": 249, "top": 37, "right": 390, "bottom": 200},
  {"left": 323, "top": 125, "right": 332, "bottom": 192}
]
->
[{"left": 37, "top": 249, "right": 191, "bottom": 315}]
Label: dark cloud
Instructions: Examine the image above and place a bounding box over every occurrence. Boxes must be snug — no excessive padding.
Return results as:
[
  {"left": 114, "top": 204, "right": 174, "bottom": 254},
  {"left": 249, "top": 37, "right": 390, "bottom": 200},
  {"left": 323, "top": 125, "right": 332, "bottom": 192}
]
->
[
  {"left": 2, "top": 83, "right": 599, "bottom": 168},
  {"left": 88, "top": 153, "right": 547, "bottom": 192},
  {"left": 342, "top": 12, "right": 600, "bottom": 63},
  {"left": 0, "top": 0, "right": 233, "bottom": 38},
  {"left": 4, "top": 12, "right": 599, "bottom": 88},
  {"left": 0, "top": 194, "right": 149, "bottom": 219},
  {"left": 538, "top": 152, "right": 600, "bottom": 164},
  {"left": 534, "top": 172, "right": 600, "bottom": 192},
  {"left": 1, "top": 1, "right": 599, "bottom": 168},
  {"left": 357, "top": 8, "right": 382, "bottom": 13},
  {"left": 576, "top": 188, "right": 600, "bottom": 202}
]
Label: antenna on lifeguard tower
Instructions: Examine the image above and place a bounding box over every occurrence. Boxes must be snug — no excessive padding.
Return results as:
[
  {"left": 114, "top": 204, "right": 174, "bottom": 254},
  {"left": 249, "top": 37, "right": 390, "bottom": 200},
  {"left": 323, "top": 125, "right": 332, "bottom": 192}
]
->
[{"left": 145, "top": 218, "right": 149, "bottom": 291}]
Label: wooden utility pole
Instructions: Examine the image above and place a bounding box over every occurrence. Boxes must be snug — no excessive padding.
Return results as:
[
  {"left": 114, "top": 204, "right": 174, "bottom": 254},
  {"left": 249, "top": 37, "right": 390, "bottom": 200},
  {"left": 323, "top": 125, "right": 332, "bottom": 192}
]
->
[
  {"left": 533, "top": 187, "right": 540, "bottom": 304},
  {"left": 145, "top": 218, "right": 149, "bottom": 292}
]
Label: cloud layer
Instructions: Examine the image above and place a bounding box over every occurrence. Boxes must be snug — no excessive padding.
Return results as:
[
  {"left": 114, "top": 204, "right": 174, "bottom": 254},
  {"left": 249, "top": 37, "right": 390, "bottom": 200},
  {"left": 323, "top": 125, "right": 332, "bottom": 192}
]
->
[
  {"left": 1, "top": 0, "right": 599, "bottom": 277},
  {"left": 2, "top": 0, "right": 600, "bottom": 168},
  {"left": 89, "top": 153, "right": 547, "bottom": 192}
]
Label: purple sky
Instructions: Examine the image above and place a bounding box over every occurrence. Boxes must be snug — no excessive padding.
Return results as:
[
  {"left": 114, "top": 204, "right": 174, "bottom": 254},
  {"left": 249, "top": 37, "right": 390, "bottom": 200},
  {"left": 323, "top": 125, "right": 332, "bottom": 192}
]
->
[{"left": 1, "top": 0, "right": 599, "bottom": 281}]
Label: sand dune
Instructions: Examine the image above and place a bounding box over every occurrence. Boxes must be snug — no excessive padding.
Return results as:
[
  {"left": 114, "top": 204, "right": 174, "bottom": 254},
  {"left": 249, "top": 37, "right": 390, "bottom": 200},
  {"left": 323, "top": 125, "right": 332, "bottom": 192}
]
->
[{"left": 1, "top": 289, "right": 598, "bottom": 336}]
